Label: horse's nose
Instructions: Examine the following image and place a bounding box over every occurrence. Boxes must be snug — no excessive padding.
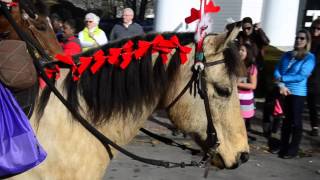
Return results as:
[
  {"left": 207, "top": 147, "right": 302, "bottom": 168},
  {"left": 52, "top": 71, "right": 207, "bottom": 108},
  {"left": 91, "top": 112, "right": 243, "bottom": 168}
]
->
[
  {"left": 229, "top": 152, "right": 249, "bottom": 169},
  {"left": 240, "top": 152, "right": 249, "bottom": 163}
]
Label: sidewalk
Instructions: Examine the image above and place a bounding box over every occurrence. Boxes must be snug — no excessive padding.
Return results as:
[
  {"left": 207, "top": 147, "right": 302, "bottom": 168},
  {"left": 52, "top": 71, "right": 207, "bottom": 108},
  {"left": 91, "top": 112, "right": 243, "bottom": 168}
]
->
[{"left": 105, "top": 106, "right": 320, "bottom": 180}]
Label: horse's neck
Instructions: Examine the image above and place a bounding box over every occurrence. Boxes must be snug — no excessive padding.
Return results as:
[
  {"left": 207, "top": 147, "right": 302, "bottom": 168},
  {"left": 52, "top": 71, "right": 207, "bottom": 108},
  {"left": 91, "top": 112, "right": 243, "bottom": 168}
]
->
[
  {"left": 159, "top": 43, "right": 196, "bottom": 108},
  {"left": 21, "top": 69, "right": 156, "bottom": 179}
]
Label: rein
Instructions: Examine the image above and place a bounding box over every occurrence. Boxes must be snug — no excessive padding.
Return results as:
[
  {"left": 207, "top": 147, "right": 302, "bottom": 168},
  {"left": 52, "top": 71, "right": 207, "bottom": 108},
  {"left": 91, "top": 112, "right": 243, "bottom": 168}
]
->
[{"left": 0, "top": 1, "right": 206, "bottom": 169}]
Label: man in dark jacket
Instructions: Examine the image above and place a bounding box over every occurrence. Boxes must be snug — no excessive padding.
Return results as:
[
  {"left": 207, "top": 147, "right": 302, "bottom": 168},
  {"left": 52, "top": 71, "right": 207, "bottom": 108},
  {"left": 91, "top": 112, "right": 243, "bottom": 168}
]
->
[
  {"left": 307, "top": 18, "right": 320, "bottom": 136},
  {"left": 109, "top": 8, "right": 144, "bottom": 41}
]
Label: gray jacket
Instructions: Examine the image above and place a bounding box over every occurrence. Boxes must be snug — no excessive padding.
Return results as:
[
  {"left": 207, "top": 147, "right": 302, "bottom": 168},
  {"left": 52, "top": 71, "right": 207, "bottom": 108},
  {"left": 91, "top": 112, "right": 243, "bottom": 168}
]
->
[{"left": 110, "top": 23, "right": 144, "bottom": 41}]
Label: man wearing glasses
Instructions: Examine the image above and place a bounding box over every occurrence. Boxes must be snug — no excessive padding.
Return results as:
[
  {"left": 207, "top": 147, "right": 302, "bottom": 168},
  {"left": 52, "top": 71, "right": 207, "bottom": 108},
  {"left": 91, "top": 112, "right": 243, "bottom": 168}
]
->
[
  {"left": 109, "top": 8, "right": 144, "bottom": 41},
  {"left": 307, "top": 17, "right": 320, "bottom": 136},
  {"left": 78, "top": 13, "right": 108, "bottom": 52}
]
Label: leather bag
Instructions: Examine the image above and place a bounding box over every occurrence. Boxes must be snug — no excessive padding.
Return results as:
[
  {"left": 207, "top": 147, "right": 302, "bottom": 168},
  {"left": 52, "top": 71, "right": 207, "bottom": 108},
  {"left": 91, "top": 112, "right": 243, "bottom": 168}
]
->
[{"left": 0, "top": 40, "right": 37, "bottom": 91}]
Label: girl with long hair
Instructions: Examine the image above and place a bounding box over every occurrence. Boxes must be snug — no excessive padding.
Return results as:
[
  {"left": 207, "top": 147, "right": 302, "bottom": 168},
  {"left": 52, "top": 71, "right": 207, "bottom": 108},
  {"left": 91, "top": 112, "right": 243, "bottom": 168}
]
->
[{"left": 237, "top": 43, "right": 258, "bottom": 141}]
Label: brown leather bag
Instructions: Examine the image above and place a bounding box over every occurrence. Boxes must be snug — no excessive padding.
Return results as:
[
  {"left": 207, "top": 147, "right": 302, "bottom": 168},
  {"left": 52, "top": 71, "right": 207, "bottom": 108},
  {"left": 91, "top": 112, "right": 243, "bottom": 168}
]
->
[{"left": 0, "top": 40, "right": 37, "bottom": 91}]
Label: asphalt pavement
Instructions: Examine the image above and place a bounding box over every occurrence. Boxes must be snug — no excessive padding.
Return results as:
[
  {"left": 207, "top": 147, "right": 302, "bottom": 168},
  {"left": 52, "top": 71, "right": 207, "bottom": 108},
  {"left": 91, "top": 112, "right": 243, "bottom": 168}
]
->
[{"left": 104, "top": 101, "right": 320, "bottom": 180}]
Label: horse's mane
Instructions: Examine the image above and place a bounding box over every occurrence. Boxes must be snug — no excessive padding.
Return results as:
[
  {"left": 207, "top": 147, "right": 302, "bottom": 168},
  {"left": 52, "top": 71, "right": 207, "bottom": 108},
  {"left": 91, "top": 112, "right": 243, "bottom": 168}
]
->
[
  {"left": 37, "top": 32, "right": 194, "bottom": 125},
  {"left": 37, "top": 31, "right": 241, "bottom": 125}
]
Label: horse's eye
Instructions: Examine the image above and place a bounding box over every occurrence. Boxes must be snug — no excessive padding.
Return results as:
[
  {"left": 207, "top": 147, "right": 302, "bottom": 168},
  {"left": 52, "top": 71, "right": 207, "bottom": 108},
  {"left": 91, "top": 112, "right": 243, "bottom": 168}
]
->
[{"left": 213, "top": 83, "right": 232, "bottom": 97}]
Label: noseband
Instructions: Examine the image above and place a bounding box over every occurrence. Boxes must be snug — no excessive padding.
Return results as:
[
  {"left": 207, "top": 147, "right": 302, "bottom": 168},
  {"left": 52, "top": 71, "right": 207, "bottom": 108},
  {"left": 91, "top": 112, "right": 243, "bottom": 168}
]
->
[{"left": 166, "top": 57, "right": 225, "bottom": 157}]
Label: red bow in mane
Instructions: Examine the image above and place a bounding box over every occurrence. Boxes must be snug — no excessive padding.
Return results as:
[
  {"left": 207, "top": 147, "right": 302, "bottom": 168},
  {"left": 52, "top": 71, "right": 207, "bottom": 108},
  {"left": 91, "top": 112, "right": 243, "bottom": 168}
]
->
[
  {"left": 91, "top": 50, "right": 107, "bottom": 74},
  {"left": 120, "top": 40, "right": 134, "bottom": 69}
]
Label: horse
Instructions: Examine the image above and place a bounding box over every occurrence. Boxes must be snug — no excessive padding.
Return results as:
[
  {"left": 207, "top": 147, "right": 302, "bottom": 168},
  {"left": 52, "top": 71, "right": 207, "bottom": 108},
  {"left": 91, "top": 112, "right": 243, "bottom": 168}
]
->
[
  {"left": 0, "top": 0, "right": 62, "bottom": 56},
  {"left": 1, "top": 1, "right": 249, "bottom": 179},
  {"left": 19, "top": 29, "right": 248, "bottom": 179}
]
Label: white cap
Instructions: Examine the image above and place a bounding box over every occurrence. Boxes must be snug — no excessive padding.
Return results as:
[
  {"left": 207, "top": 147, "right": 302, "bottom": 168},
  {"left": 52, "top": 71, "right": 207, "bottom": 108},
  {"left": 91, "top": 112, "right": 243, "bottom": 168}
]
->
[{"left": 85, "top": 13, "right": 100, "bottom": 24}]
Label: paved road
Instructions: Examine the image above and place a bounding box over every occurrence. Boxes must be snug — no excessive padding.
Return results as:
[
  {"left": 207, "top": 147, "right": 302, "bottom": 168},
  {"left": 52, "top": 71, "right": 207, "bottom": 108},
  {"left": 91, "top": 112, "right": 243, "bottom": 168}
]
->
[{"left": 104, "top": 104, "right": 320, "bottom": 180}]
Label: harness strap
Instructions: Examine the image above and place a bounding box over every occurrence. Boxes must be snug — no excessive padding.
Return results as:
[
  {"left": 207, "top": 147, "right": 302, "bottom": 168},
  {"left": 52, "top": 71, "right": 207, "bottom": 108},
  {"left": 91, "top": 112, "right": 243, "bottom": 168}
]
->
[
  {"left": 199, "top": 71, "right": 219, "bottom": 150},
  {"left": 140, "top": 128, "right": 201, "bottom": 155},
  {"left": 166, "top": 72, "right": 198, "bottom": 110},
  {"left": 0, "top": 2, "right": 202, "bottom": 169}
]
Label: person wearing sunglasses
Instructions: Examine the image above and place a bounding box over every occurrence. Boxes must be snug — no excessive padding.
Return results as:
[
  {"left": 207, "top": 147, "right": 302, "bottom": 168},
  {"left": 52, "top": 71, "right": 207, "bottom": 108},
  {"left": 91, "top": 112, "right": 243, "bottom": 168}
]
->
[
  {"left": 273, "top": 29, "right": 315, "bottom": 159},
  {"left": 78, "top": 12, "right": 108, "bottom": 52},
  {"left": 307, "top": 18, "right": 320, "bottom": 137},
  {"left": 237, "top": 17, "right": 270, "bottom": 70},
  {"left": 109, "top": 8, "right": 144, "bottom": 41}
]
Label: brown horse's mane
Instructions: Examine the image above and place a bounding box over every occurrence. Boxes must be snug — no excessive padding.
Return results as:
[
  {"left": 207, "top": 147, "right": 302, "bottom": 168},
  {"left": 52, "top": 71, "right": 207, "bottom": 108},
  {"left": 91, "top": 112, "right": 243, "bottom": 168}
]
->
[
  {"left": 37, "top": 32, "right": 241, "bottom": 125},
  {"left": 19, "top": 0, "right": 49, "bottom": 17}
]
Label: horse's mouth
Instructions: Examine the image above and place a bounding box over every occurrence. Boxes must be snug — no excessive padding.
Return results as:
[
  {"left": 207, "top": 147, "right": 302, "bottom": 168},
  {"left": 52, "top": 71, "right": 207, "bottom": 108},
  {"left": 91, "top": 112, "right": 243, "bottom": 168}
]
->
[{"left": 211, "top": 151, "right": 250, "bottom": 169}]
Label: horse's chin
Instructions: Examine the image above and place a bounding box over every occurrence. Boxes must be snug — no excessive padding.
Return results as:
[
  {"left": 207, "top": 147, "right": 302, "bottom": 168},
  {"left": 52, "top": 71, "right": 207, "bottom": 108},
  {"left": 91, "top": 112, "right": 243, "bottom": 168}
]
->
[{"left": 210, "top": 154, "right": 226, "bottom": 169}]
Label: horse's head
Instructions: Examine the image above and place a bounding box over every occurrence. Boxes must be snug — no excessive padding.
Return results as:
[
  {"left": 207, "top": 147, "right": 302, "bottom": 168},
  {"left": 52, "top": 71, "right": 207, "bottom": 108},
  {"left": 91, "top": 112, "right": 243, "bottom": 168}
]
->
[
  {"left": 0, "top": 0, "right": 62, "bottom": 56},
  {"left": 164, "top": 22, "right": 249, "bottom": 169}
]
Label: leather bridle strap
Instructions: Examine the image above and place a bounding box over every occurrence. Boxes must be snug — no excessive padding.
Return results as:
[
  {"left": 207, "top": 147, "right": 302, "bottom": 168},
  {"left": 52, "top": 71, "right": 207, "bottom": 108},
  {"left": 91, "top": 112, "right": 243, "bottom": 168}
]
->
[
  {"left": 202, "top": 59, "right": 225, "bottom": 150},
  {"left": 165, "top": 58, "right": 225, "bottom": 152}
]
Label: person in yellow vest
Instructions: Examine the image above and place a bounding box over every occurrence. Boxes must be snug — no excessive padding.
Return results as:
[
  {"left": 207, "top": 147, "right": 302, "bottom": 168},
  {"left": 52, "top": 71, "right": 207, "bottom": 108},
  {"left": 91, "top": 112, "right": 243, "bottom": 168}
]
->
[{"left": 78, "top": 13, "right": 108, "bottom": 52}]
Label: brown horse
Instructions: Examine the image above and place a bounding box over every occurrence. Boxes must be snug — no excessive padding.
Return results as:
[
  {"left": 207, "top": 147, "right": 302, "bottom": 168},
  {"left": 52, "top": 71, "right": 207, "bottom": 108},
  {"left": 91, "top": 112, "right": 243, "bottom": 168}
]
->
[{"left": 0, "top": 0, "right": 62, "bottom": 56}]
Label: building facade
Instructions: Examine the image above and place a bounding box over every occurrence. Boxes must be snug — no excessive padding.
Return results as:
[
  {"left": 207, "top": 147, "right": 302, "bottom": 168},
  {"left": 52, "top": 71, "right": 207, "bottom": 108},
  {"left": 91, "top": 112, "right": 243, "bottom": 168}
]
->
[{"left": 155, "top": 0, "right": 320, "bottom": 48}]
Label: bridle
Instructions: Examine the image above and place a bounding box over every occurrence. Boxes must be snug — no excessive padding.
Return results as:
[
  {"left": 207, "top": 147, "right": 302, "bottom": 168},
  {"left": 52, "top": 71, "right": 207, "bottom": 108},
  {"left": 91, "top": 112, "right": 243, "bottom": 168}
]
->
[
  {"left": 166, "top": 56, "right": 225, "bottom": 161},
  {"left": 0, "top": 1, "right": 228, "bottom": 176},
  {"left": 0, "top": 1, "right": 59, "bottom": 58}
]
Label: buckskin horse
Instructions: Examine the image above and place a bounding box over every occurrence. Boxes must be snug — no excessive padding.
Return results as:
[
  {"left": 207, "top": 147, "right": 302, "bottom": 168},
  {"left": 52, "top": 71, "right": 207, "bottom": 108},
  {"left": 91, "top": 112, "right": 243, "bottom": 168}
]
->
[{"left": 1, "top": 1, "right": 249, "bottom": 179}]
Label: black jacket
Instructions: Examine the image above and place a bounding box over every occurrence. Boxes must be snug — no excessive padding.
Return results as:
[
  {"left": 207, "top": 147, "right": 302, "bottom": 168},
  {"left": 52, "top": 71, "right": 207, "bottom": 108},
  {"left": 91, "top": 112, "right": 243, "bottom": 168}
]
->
[{"left": 308, "top": 36, "right": 320, "bottom": 94}]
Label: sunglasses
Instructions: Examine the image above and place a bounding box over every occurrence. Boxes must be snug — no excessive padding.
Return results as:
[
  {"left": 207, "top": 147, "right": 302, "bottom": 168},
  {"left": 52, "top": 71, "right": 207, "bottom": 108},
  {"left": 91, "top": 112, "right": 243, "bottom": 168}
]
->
[
  {"left": 85, "top": 21, "right": 93, "bottom": 23},
  {"left": 295, "top": 36, "right": 306, "bottom": 41},
  {"left": 311, "top": 26, "right": 320, "bottom": 31},
  {"left": 243, "top": 27, "right": 252, "bottom": 31}
]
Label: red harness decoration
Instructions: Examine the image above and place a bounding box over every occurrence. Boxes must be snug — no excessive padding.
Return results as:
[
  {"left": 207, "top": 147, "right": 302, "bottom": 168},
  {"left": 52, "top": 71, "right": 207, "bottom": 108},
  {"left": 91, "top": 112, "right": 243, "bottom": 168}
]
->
[{"left": 53, "top": 35, "right": 191, "bottom": 81}]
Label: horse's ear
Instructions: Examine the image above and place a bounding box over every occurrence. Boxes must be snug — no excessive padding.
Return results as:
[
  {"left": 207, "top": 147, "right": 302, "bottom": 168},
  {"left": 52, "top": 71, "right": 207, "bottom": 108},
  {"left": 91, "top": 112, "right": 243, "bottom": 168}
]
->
[
  {"left": 222, "top": 21, "right": 241, "bottom": 48},
  {"left": 203, "top": 21, "right": 241, "bottom": 53}
]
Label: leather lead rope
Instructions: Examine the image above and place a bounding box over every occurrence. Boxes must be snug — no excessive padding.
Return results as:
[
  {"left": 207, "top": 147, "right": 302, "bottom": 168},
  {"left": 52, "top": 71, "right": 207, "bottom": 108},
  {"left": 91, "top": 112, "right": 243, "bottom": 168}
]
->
[{"left": 0, "top": 2, "right": 201, "bottom": 169}]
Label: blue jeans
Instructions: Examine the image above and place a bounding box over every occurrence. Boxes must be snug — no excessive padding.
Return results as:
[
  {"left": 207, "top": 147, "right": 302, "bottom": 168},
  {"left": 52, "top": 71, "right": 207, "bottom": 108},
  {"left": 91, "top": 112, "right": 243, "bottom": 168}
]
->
[{"left": 280, "top": 95, "right": 305, "bottom": 156}]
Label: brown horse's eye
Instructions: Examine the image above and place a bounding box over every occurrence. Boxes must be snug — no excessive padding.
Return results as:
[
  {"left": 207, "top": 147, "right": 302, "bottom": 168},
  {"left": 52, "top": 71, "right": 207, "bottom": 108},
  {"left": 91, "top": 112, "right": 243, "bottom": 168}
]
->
[{"left": 34, "top": 20, "right": 47, "bottom": 31}]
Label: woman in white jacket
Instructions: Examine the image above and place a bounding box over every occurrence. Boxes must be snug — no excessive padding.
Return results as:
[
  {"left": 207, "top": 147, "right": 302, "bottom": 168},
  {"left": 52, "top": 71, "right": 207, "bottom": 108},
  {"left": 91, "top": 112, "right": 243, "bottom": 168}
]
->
[{"left": 78, "top": 13, "right": 108, "bottom": 52}]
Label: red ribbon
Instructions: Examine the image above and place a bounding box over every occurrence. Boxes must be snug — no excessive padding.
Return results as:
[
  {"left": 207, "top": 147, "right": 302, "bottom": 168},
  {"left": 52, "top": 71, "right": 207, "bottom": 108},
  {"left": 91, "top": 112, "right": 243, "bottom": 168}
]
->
[
  {"left": 185, "top": 0, "right": 221, "bottom": 24},
  {"left": 108, "top": 48, "right": 121, "bottom": 65},
  {"left": 91, "top": 50, "right": 107, "bottom": 74},
  {"left": 185, "top": 8, "right": 200, "bottom": 24},
  {"left": 135, "top": 40, "right": 152, "bottom": 59},
  {"left": 74, "top": 57, "right": 92, "bottom": 81},
  {"left": 152, "top": 35, "right": 175, "bottom": 64},
  {"left": 120, "top": 40, "right": 134, "bottom": 69},
  {"left": 44, "top": 65, "right": 60, "bottom": 80},
  {"left": 55, "top": 54, "right": 78, "bottom": 80},
  {"left": 170, "top": 36, "right": 192, "bottom": 64},
  {"left": 205, "top": 1, "right": 221, "bottom": 13}
]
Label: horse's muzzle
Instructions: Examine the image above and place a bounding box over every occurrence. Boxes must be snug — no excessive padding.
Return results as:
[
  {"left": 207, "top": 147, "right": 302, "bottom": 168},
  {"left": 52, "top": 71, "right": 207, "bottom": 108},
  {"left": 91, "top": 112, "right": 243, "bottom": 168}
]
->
[{"left": 212, "top": 151, "right": 249, "bottom": 169}]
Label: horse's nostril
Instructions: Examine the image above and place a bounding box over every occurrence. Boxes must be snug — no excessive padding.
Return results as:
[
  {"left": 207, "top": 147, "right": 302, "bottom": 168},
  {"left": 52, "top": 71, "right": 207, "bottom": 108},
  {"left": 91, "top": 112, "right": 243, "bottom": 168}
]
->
[{"left": 240, "top": 152, "right": 249, "bottom": 163}]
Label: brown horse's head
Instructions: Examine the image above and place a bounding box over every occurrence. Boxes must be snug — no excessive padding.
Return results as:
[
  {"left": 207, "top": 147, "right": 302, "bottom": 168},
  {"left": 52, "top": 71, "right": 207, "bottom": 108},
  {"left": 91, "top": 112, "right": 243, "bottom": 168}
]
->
[
  {"left": 0, "top": 0, "right": 62, "bottom": 56},
  {"left": 164, "top": 22, "right": 249, "bottom": 169}
]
